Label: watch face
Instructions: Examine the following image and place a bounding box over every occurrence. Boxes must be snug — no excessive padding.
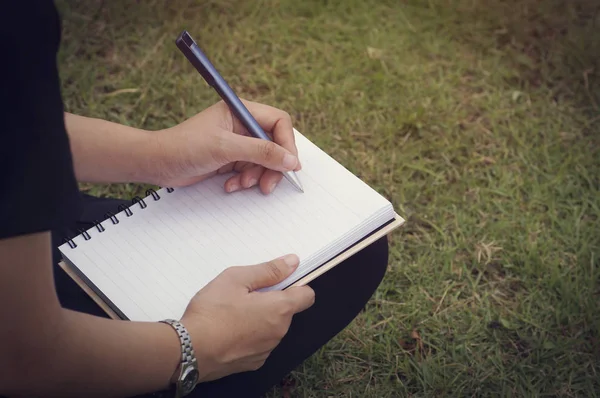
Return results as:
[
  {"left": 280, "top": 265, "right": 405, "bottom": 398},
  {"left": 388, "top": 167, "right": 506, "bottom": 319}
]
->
[{"left": 182, "top": 368, "right": 199, "bottom": 393}]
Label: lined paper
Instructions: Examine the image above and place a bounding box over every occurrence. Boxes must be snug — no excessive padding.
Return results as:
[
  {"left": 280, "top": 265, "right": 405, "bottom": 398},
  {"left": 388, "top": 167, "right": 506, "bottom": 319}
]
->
[{"left": 60, "top": 130, "right": 394, "bottom": 322}]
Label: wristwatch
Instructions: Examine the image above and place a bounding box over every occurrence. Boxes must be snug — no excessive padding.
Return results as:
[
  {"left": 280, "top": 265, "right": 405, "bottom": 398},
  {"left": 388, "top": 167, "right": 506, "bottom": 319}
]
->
[{"left": 159, "top": 319, "right": 200, "bottom": 398}]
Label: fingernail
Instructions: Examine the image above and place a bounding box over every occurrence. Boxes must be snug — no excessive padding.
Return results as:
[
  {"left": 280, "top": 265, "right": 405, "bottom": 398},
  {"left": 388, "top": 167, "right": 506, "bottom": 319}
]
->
[
  {"left": 283, "top": 153, "right": 297, "bottom": 170},
  {"left": 247, "top": 177, "right": 257, "bottom": 187},
  {"left": 268, "top": 181, "right": 276, "bottom": 193},
  {"left": 227, "top": 183, "right": 239, "bottom": 192},
  {"left": 282, "top": 254, "right": 299, "bottom": 268}
]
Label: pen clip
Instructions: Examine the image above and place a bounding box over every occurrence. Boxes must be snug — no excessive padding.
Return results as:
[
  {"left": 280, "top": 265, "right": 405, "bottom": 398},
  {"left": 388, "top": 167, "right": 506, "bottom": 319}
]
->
[{"left": 175, "top": 31, "right": 216, "bottom": 87}]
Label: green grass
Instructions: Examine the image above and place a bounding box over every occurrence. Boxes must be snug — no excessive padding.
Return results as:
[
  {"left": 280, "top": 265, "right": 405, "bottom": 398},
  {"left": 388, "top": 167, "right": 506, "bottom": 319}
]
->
[{"left": 55, "top": 0, "right": 599, "bottom": 396}]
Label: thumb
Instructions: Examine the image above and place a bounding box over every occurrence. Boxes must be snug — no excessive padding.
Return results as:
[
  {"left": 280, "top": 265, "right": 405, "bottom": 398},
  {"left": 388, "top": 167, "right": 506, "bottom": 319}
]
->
[
  {"left": 225, "top": 134, "right": 298, "bottom": 172},
  {"left": 237, "top": 254, "right": 300, "bottom": 291}
]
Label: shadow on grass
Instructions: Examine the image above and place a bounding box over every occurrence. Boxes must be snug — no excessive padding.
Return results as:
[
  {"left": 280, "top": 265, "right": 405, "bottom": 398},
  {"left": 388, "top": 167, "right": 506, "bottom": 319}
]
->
[{"left": 448, "top": 0, "right": 600, "bottom": 118}]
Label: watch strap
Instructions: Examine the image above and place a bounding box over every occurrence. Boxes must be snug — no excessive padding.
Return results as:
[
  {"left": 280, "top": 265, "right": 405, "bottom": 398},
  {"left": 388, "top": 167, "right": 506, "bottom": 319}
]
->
[
  {"left": 159, "top": 319, "right": 198, "bottom": 397},
  {"left": 160, "top": 319, "right": 196, "bottom": 366}
]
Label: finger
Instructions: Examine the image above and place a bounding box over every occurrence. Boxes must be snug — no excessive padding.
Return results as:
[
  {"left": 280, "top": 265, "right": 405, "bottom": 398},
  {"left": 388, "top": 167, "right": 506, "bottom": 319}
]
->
[
  {"left": 236, "top": 161, "right": 256, "bottom": 172},
  {"left": 247, "top": 358, "right": 268, "bottom": 372},
  {"left": 224, "top": 165, "right": 265, "bottom": 193},
  {"left": 269, "top": 110, "right": 297, "bottom": 156},
  {"left": 269, "top": 116, "right": 302, "bottom": 171},
  {"left": 231, "top": 99, "right": 299, "bottom": 157},
  {"left": 240, "top": 165, "right": 266, "bottom": 189},
  {"left": 283, "top": 285, "right": 315, "bottom": 313},
  {"left": 217, "top": 162, "right": 235, "bottom": 175},
  {"left": 244, "top": 349, "right": 273, "bottom": 365},
  {"left": 231, "top": 254, "right": 300, "bottom": 292},
  {"left": 259, "top": 169, "right": 283, "bottom": 194},
  {"left": 224, "top": 174, "right": 242, "bottom": 193},
  {"left": 217, "top": 161, "right": 253, "bottom": 175},
  {"left": 224, "top": 133, "right": 298, "bottom": 172}
]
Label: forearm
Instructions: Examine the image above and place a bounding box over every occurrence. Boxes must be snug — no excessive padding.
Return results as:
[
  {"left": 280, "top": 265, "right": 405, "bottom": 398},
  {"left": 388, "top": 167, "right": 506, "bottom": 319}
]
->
[
  {"left": 64, "top": 113, "right": 158, "bottom": 184},
  {"left": 4, "top": 308, "right": 179, "bottom": 397},
  {"left": 0, "top": 233, "right": 180, "bottom": 397}
]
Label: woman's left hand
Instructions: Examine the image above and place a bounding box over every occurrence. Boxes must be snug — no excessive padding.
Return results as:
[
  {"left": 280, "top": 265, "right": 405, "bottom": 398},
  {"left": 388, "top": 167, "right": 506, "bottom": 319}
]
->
[{"left": 149, "top": 99, "right": 301, "bottom": 194}]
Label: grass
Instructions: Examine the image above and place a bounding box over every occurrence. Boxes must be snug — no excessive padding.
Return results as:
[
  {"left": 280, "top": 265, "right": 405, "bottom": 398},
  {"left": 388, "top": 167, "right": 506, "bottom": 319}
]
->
[{"left": 55, "top": 0, "right": 599, "bottom": 396}]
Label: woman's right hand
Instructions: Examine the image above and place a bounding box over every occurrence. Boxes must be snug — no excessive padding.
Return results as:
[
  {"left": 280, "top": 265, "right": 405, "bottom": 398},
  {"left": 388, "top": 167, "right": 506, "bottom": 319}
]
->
[{"left": 180, "top": 254, "right": 315, "bottom": 382}]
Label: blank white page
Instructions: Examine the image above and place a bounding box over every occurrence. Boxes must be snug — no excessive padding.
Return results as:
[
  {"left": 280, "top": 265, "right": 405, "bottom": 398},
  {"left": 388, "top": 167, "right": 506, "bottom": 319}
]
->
[{"left": 60, "top": 129, "right": 394, "bottom": 322}]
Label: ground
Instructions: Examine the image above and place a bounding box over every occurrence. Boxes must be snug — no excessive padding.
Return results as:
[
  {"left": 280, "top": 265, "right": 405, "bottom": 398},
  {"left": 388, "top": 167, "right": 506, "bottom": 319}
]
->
[{"left": 55, "top": 0, "right": 599, "bottom": 396}]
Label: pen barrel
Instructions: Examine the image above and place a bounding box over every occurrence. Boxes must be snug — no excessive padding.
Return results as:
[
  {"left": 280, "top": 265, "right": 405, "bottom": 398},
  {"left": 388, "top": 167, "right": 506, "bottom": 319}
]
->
[
  {"left": 184, "top": 39, "right": 272, "bottom": 142},
  {"left": 213, "top": 83, "right": 272, "bottom": 141}
]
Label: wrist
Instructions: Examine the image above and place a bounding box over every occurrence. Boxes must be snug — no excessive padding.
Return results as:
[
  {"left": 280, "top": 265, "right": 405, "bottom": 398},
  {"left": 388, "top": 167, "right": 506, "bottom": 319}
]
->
[
  {"left": 64, "top": 112, "right": 161, "bottom": 185},
  {"left": 169, "top": 365, "right": 180, "bottom": 385},
  {"left": 127, "top": 127, "right": 166, "bottom": 186},
  {"left": 155, "top": 320, "right": 185, "bottom": 390},
  {"left": 179, "top": 315, "right": 216, "bottom": 384},
  {"left": 159, "top": 319, "right": 200, "bottom": 397},
  {"left": 141, "top": 128, "right": 179, "bottom": 186}
]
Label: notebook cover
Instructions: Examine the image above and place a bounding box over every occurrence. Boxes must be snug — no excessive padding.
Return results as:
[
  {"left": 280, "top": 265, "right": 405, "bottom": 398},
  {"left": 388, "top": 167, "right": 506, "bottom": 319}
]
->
[{"left": 58, "top": 213, "right": 405, "bottom": 320}]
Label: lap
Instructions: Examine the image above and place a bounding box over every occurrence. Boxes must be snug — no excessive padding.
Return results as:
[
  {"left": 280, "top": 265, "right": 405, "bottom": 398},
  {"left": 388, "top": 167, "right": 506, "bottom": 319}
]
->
[
  {"left": 193, "top": 235, "right": 389, "bottom": 397},
  {"left": 52, "top": 193, "right": 389, "bottom": 397}
]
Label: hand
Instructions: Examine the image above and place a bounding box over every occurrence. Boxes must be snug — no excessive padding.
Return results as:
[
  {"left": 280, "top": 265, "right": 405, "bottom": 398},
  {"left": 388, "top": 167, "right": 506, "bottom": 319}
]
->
[
  {"left": 180, "top": 254, "right": 315, "bottom": 382},
  {"left": 151, "top": 100, "right": 301, "bottom": 194}
]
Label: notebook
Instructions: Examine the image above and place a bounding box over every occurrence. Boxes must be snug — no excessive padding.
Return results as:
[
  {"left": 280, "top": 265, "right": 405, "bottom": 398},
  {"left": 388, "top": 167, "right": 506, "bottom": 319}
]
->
[{"left": 58, "top": 129, "right": 404, "bottom": 322}]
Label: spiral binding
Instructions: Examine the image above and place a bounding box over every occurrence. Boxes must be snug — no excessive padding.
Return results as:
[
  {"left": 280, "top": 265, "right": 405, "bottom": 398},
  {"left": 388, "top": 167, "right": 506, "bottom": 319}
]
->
[
  {"left": 132, "top": 196, "right": 147, "bottom": 209},
  {"left": 146, "top": 188, "right": 160, "bottom": 201},
  {"left": 63, "top": 187, "right": 175, "bottom": 249},
  {"left": 63, "top": 236, "right": 77, "bottom": 249},
  {"left": 93, "top": 220, "right": 105, "bottom": 232},
  {"left": 118, "top": 204, "right": 133, "bottom": 217},
  {"left": 77, "top": 228, "right": 92, "bottom": 241},
  {"left": 105, "top": 211, "right": 119, "bottom": 224}
]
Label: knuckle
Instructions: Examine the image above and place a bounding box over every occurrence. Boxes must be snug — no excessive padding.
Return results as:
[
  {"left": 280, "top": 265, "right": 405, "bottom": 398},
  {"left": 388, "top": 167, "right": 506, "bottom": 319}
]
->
[
  {"left": 250, "top": 360, "right": 265, "bottom": 371},
  {"left": 279, "top": 297, "right": 295, "bottom": 316},
  {"left": 267, "top": 316, "right": 289, "bottom": 338},
  {"left": 280, "top": 110, "right": 292, "bottom": 123},
  {"left": 259, "top": 351, "right": 272, "bottom": 362},
  {"left": 306, "top": 287, "right": 316, "bottom": 303},
  {"left": 267, "top": 315, "right": 280, "bottom": 329},
  {"left": 266, "top": 261, "right": 284, "bottom": 281},
  {"left": 260, "top": 141, "right": 277, "bottom": 161},
  {"left": 220, "top": 266, "right": 234, "bottom": 276},
  {"left": 276, "top": 321, "right": 291, "bottom": 338},
  {"left": 221, "top": 265, "right": 240, "bottom": 278}
]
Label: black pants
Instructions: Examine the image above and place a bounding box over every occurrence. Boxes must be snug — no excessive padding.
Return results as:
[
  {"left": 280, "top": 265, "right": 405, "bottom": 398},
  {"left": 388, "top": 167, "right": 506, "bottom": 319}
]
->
[{"left": 51, "top": 193, "right": 389, "bottom": 397}]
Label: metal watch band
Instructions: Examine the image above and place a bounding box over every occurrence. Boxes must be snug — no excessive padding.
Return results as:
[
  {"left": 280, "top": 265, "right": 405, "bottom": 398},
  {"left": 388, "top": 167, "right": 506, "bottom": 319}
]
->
[
  {"left": 160, "top": 319, "right": 196, "bottom": 365},
  {"left": 159, "top": 319, "right": 198, "bottom": 398}
]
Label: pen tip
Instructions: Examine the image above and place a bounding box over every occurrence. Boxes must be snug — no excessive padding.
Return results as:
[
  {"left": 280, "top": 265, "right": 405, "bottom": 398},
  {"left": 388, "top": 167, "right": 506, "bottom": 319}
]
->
[
  {"left": 294, "top": 176, "right": 304, "bottom": 193},
  {"left": 283, "top": 170, "right": 304, "bottom": 193}
]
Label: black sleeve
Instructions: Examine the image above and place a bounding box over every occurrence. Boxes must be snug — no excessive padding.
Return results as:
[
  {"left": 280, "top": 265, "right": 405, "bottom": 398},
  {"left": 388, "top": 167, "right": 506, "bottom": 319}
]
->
[{"left": 0, "top": 1, "right": 82, "bottom": 240}]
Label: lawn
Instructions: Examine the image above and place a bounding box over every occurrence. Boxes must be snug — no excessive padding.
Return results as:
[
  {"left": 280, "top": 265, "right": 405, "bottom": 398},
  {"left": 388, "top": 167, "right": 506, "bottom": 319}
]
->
[{"left": 55, "top": 0, "right": 599, "bottom": 396}]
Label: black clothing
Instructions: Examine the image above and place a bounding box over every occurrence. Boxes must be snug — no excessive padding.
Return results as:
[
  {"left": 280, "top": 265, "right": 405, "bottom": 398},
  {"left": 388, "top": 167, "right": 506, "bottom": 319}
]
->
[{"left": 0, "top": 1, "right": 82, "bottom": 241}]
